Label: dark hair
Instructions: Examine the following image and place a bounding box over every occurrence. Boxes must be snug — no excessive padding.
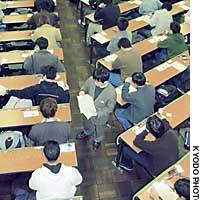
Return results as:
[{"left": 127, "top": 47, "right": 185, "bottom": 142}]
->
[
  {"left": 35, "top": 37, "right": 48, "bottom": 50},
  {"left": 118, "top": 38, "right": 132, "bottom": 49},
  {"left": 174, "top": 178, "right": 190, "bottom": 200},
  {"left": 170, "top": 22, "right": 181, "bottom": 34},
  {"left": 40, "top": 97, "right": 57, "bottom": 118},
  {"left": 117, "top": 17, "right": 129, "bottom": 31},
  {"left": 162, "top": 2, "right": 172, "bottom": 11},
  {"left": 43, "top": 66, "right": 57, "bottom": 80},
  {"left": 101, "top": 0, "right": 112, "bottom": 4},
  {"left": 146, "top": 116, "right": 165, "bottom": 138},
  {"left": 132, "top": 72, "right": 146, "bottom": 86},
  {"left": 38, "top": 15, "right": 50, "bottom": 26},
  {"left": 93, "top": 67, "right": 110, "bottom": 83},
  {"left": 44, "top": 140, "right": 60, "bottom": 162}
]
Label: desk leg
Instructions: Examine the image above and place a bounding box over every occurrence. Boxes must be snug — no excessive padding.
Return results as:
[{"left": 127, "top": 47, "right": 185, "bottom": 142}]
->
[
  {"left": 84, "top": 19, "right": 88, "bottom": 43},
  {"left": 80, "top": 2, "right": 83, "bottom": 23},
  {"left": 90, "top": 38, "right": 94, "bottom": 64},
  {"left": 115, "top": 138, "right": 124, "bottom": 167}
]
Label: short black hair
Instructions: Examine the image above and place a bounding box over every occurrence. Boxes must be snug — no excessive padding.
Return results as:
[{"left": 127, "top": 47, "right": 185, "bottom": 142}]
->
[
  {"left": 174, "top": 178, "right": 190, "bottom": 200},
  {"left": 146, "top": 116, "right": 165, "bottom": 138},
  {"left": 44, "top": 140, "right": 60, "bottom": 162},
  {"left": 35, "top": 37, "right": 48, "bottom": 50},
  {"left": 93, "top": 67, "right": 110, "bottom": 83},
  {"left": 117, "top": 17, "right": 129, "bottom": 31},
  {"left": 132, "top": 72, "right": 146, "bottom": 86},
  {"left": 44, "top": 66, "right": 57, "bottom": 80},
  {"left": 170, "top": 22, "right": 181, "bottom": 34},
  {"left": 40, "top": 97, "right": 58, "bottom": 118},
  {"left": 118, "top": 38, "right": 132, "bottom": 49},
  {"left": 162, "top": 2, "right": 172, "bottom": 11}
]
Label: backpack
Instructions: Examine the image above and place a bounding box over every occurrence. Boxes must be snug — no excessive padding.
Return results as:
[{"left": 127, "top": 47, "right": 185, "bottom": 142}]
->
[
  {"left": 155, "top": 84, "right": 180, "bottom": 110},
  {"left": 0, "top": 131, "right": 25, "bottom": 150}
]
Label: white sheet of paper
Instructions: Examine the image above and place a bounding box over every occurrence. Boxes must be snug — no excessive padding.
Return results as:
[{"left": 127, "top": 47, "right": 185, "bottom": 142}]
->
[
  {"left": 103, "top": 54, "right": 118, "bottom": 62},
  {"left": 148, "top": 38, "right": 156, "bottom": 43},
  {"left": 77, "top": 94, "right": 96, "bottom": 119},
  {"left": 179, "top": 4, "right": 189, "bottom": 10},
  {"left": 47, "top": 49, "right": 54, "bottom": 54},
  {"left": 21, "top": 53, "right": 31, "bottom": 58},
  {"left": 171, "top": 61, "right": 187, "bottom": 72},
  {"left": 135, "top": 15, "right": 150, "bottom": 23},
  {"left": 24, "top": 110, "right": 39, "bottom": 118},
  {"left": 10, "top": 12, "right": 19, "bottom": 15},
  {"left": 155, "top": 63, "right": 171, "bottom": 71},
  {"left": 0, "top": 58, "right": 8, "bottom": 65},
  {"left": 6, "top": 2, "right": 14, "bottom": 4},
  {"left": 60, "top": 143, "right": 75, "bottom": 152},
  {"left": 176, "top": 1, "right": 185, "bottom": 5},
  {"left": 92, "top": 33, "right": 109, "bottom": 44},
  {"left": 131, "top": 0, "right": 142, "bottom": 5},
  {"left": 0, "top": 85, "right": 7, "bottom": 95},
  {"left": 27, "top": 14, "right": 33, "bottom": 17},
  {"left": 175, "top": 164, "right": 184, "bottom": 174},
  {"left": 101, "top": 31, "right": 107, "bottom": 36},
  {"left": 132, "top": 125, "right": 146, "bottom": 135},
  {"left": 116, "top": 85, "right": 137, "bottom": 95},
  {"left": 57, "top": 81, "right": 65, "bottom": 90},
  {"left": 153, "top": 181, "right": 179, "bottom": 200}
]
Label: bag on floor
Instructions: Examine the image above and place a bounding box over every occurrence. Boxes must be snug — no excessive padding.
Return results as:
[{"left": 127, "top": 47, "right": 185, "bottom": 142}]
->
[{"left": 0, "top": 131, "right": 25, "bottom": 150}]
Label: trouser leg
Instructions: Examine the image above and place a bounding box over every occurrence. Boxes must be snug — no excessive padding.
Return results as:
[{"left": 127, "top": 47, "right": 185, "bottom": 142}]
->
[{"left": 86, "top": 23, "right": 102, "bottom": 45}]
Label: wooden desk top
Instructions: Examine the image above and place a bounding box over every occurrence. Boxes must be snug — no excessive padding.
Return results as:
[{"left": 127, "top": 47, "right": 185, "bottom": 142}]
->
[
  {"left": 0, "top": 72, "right": 67, "bottom": 89},
  {"left": 91, "top": 1, "right": 189, "bottom": 44},
  {"left": 3, "top": 14, "right": 31, "bottom": 24},
  {"left": 0, "top": 103, "right": 72, "bottom": 128},
  {"left": 98, "top": 23, "right": 190, "bottom": 70},
  {"left": 116, "top": 51, "right": 190, "bottom": 105},
  {"left": 0, "top": 144, "right": 77, "bottom": 174},
  {"left": 120, "top": 93, "right": 190, "bottom": 153},
  {"left": 0, "top": 48, "right": 64, "bottom": 64},
  {"left": 0, "top": 30, "right": 31, "bottom": 42},
  {"left": 135, "top": 153, "right": 190, "bottom": 199},
  {"left": 6, "top": 0, "right": 34, "bottom": 9}
]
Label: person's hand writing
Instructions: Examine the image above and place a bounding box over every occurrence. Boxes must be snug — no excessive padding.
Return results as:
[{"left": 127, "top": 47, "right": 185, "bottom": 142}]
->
[
  {"left": 98, "top": 3, "right": 105, "bottom": 8},
  {"left": 125, "top": 77, "right": 132, "bottom": 83},
  {"left": 79, "top": 91, "right": 85, "bottom": 96}
]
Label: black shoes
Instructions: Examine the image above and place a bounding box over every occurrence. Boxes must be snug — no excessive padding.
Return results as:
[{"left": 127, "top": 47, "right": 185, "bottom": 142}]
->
[
  {"left": 76, "top": 131, "right": 90, "bottom": 140},
  {"left": 93, "top": 141, "right": 101, "bottom": 151}
]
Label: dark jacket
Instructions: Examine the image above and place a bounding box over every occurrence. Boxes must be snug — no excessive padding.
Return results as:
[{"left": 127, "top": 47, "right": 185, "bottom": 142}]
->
[
  {"left": 23, "top": 50, "right": 65, "bottom": 75},
  {"left": 134, "top": 120, "right": 179, "bottom": 176},
  {"left": 121, "top": 83, "right": 155, "bottom": 124},
  {"left": 8, "top": 81, "right": 69, "bottom": 105},
  {"left": 34, "top": 0, "right": 55, "bottom": 12},
  {"left": 94, "top": 4, "right": 120, "bottom": 30}
]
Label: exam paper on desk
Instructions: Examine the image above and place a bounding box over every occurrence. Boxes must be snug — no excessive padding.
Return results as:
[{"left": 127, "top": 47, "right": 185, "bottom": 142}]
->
[{"left": 77, "top": 94, "right": 96, "bottom": 119}]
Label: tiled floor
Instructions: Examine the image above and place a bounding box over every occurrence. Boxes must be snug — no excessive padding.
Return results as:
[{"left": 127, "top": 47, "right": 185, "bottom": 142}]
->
[{"left": 0, "top": 1, "right": 151, "bottom": 200}]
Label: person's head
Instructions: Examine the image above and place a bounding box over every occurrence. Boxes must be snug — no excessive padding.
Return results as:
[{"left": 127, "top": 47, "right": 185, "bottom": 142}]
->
[
  {"left": 118, "top": 38, "right": 132, "bottom": 49},
  {"left": 38, "top": 15, "right": 50, "bottom": 26},
  {"left": 35, "top": 37, "right": 48, "bottom": 50},
  {"left": 101, "top": 0, "right": 112, "bottom": 5},
  {"left": 40, "top": 0, "right": 48, "bottom": 11},
  {"left": 131, "top": 72, "right": 146, "bottom": 86},
  {"left": 170, "top": 21, "right": 181, "bottom": 34},
  {"left": 162, "top": 2, "right": 172, "bottom": 11},
  {"left": 93, "top": 67, "right": 110, "bottom": 87},
  {"left": 40, "top": 97, "right": 58, "bottom": 118},
  {"left": 43, "top": 66, "right": 57, "bottom": 80},
  {"left": 117, "top": 17, "right": 129, "bottom": 31},
  {"left": 146, "top": 116, "right": 165, "bottom": 138},
  {"left": 44, "top": 140, "right": 60, "bottom": 162},
  {"left": 174, "top": 178, "right": 190, "bottom": 200}
]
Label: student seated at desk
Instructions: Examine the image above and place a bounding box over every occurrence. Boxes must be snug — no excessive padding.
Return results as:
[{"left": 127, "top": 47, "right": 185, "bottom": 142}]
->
[
  {"left": 149, "top": 178, "right": 190, "bottom": 200},
  {"left": 116, "top": 116, "right": 179, "bottom": 174},
  {"left": 139, "top": 0, "right": 162, "bottom": 16},
  {"left": 109, "top": 38, "right": 142, "bottom": 87},
  {"left": 34, "top": 0, "right": 55, "bottom": 12},
  {"left": 28, "top": 1, "right": 59, "bottom": 29},
  {"left": 107, "top": 17, "right": 132, "bottom": 54},
  {"left": 31, "top": 15, "right": 62, "bottom": 50},
  {"left": 76, "top": 67, "right": 116, "bottom": 151},
  {"left": 115, "top": 72, "right": 155, "bottom": 130},
  {"left": 6, "top": 66, "right": 69, "bottom": 105},
  {"left": 28, "top": 97, "right": 73, "bottom": 146},
  {"left": 156, "top": 21, "right": 188, "bottom": 62},
  {"left": 23, "top": 37, "right": 65, "bottom": 75},
  {"left": 14, "top": 141, "right": 82, "bottom": 200},
  {"left": 86, "top": 0, "right": 120, "bottom": 45}
]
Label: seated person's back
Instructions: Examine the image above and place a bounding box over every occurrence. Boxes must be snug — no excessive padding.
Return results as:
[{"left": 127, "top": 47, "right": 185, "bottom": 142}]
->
[
  {"left": 94, "top": 0, "right": 120, "bottom": 30},
  {"left": 139, "top": 0, "right": 162, "bottom": 15},
  {"left": 7, "top": 66, "right": 69, "bottom": 105},
  {"left": 23, "top": 37, "right": 65, "bottom": 75},
  {"left": 29, "top": 98, "right": 73, "bottom": 146}
]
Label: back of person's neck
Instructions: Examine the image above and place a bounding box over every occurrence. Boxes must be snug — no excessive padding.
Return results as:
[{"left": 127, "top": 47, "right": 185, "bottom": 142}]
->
[
  {"left": 136, "top": 85, "right": 145, "bottom": 88},
  {"left": 45, "top": 117, "right": 57, "bottom": 122},
  {"left": 47, "top": 161, "right": 59, "bottom": 166},
  {"left": 122, "top": 47, "right": 132, "bottom": 52}
]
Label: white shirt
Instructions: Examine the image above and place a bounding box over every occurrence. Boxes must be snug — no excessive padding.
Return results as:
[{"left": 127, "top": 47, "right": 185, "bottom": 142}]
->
[
  {"left": 150, "top": 9, "right": 173, "bottom": 36},
  {"left": 29, "top": 164, "right": 83, "bottom": 200}
]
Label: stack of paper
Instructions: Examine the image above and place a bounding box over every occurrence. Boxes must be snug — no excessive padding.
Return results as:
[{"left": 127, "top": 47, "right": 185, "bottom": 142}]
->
[
  {"left": 104, "top": 54, "right": 118, "bottom": 62},
  {"left": 77, "top": 94, "right": 96, "bottom": 119},
  {"left": 60, "top": 143, "right": 75, "bottom": 152},
  {"left": 171, "top": 61, "right": 187, "bottom": 72},
  {"left": 179, "top": 4, "right": 189, "bottom": 10},
  {"left": 155, "top": 63, "right": 171, "bottom": 71},
  {"left": 92, "top": 33, "right": 109, "bottom": 44},
  {"left": 0, "top": 85, "right": 7, "bottom": 95}
]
